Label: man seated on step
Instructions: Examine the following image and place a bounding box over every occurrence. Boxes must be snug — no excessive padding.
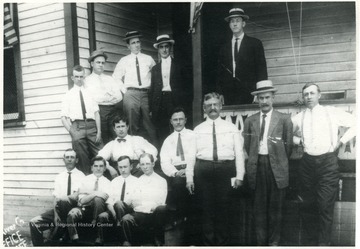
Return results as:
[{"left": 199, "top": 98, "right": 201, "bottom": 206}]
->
[
  {"left": 29, "top": 149, "right": 86, "bottom": 246},
  {"left": 66, "top": 156, "right": 112, "bottom": 245},
  {"left": 96, "top": 155, "right": 140, "bottom": 244},
  {"left": 120, "top": 153, "right": 168, "bottom": 246},
  {"left": 98, "top": 115, "right": 158, "bottom": 177}
]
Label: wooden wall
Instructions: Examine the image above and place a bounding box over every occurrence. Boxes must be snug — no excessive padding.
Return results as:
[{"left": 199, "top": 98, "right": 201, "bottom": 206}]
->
[{"left": 242, "top": 2, "right": 356, "bottom": 103}]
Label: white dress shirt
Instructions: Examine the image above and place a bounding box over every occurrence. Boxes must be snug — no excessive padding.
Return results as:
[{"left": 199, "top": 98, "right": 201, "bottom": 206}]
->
[
  {"left": 131, "top": 172, "right": 167, "bottom": 214},
  {"left": 109, "top": 175, "right": 139, "bottom": 206},
  {"left": 84, "top": 72, "right": 122, "bottom": 105},
  {"left": 60, "top": 85, "right": 99, "bottom": 121},
  {"left": 113, "top": 52, "right": 156, "bottom": 91},
  {"left": 78, "top": 174, "right": 111, "bottom": 203},
  {"left": 53, "top": 168, "right": 86, "bottom": 198},
  {"left": 161, "top": 56, "right": 172, "bottom": 91},
  {"left": 258, "top": 109, "right": 273, "bottom": 155},
  {"left": 98, "top": 135, "right": 158, "bottom": 162},
  {"left": 292, "top": 104, "right": 356, "bottom": 156},
  {"left": 232, "top": 32, "right": 244, "bottom": 77},
  {"left": 160, "top": 128, "right": 196, "bottom": 179},
  {"left": 193, "top": 116, "right": 245, "bottom": 180}
]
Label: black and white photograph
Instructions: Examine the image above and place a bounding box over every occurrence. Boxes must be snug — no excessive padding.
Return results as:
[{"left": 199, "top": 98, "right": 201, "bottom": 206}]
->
[{"left": 3, "top": 1, "right": 357, "bottom": 246}]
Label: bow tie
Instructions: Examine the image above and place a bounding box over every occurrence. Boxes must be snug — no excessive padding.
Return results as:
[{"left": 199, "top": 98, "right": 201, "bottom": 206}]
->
[{"left": 117, "top": 138, "right": 126, "bottom": 143}]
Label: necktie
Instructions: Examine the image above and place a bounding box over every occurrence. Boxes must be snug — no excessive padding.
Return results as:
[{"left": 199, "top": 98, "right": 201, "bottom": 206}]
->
[
  {"left": 67, "top": 172, "right": 72, "bottom": 196},
  {"left": 176, "top": 133, "right": 185, "bottom": 161},
  {"left": 94, "top": 178, "right": 99, "bottom": 191},
  {"left": 234, "top": 38, "right": 239, "bottom": 59},
  {"left": 79, "top": 89, "right": 87, "bottom": 120},
  {"left": 136, "top": 56, "right": 142, "bottom": 86},
  {"left": 213, "top": 122, "right": 218, "bottom": 161},
  {"left": 260, "top": 114, "right": 267, "bottom": 141},
  {"left": 120, "top": 179, "right": 126, "bottom": 201}
]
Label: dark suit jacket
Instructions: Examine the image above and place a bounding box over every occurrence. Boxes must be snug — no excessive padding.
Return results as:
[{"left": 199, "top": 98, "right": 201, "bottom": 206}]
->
[
  {"left": 243, "top": 110, "right": 293, "bottom": 189},
  {"left": 217, "top": 34, "right": 268, "bottom": 104},
  {"left": 150, "top": 58, "right": 184, "bottom": 121}
]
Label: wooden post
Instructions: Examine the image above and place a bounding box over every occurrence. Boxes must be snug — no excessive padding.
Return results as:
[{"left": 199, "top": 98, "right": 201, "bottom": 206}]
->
[{"left": 192, "top": 17, "right": 203, "bottom": 127}]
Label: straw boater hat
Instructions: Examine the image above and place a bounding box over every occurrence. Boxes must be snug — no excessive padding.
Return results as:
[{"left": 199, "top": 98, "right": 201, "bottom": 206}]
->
[
  {"left": 123, "top": 31, "right": 143, "bottom": 41},
  {"left": 224, "top": 8, "right": 249, "bottom": 22},
  {"left": 251, "top": 80, "right": 278, "bottom": 95},
  {"left": 88, "top": 50, "right": 108, "bottom": 63},
  {"left": 153, "top": 34, "right": 175, "bottom": 49}
]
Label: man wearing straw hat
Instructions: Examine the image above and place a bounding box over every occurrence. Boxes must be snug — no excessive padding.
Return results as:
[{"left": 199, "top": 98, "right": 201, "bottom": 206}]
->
[
  {"left": 113, "top": 31, "right": 158, "bottom": 147},
  {"left": 150, "top": 34, "right": 185, "bottom": 145},
  {"left": 217, "top": 8, "right": 268, "bottom": 105},
  {"left": 243, "top": 80, "right": 293, "bottom": 246}
]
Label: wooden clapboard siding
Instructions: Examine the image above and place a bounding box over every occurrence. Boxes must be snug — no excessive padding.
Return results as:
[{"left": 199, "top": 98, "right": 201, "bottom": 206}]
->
[
  {"left": 77, "top": 3, "right": 90, "bottom": 70},
  {"left": 240, "top": 2, "right": 355, "bottom": 103}
]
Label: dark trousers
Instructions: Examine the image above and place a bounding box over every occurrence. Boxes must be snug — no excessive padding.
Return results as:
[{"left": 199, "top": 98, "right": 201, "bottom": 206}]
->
[
  {"left": 195, "top": 159, "right": 235, "bottom": 245},
  {"left": 299, "top": 152, "right": 339, "bottom": 246},
  {"left": 123, "top": 89, "right": 158, "bottom": 147},
  {"left": 254, "top": 155, "right": 285, "bottom": 246},
  {"left": 67, "top": 197, "right": 107, "bottom": 240},
  {"left": 29, "top": 198, "right": 77, "bottom": 246},
  {"left": 70, "top": 120, "right": 103, "bottom": 175},
  {"left": 224, "top": 78, "right": 254, "bottom": 105},
  {"left": 120, "top": 205, "right": 168, "bottom": 245},
  {"left": 99, "top": 104, "right": 122, "bottom": 144},
  {"left": 167, "top": 175, "right": 190, "bottom": 218},
  {"left": 154, "top": 92, "right": 174, "bottom": 147}
]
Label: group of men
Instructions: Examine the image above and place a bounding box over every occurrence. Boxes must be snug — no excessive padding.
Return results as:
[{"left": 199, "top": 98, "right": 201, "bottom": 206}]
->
[{"left": 29, "top": 7, "right": 356, "bottom": 247}]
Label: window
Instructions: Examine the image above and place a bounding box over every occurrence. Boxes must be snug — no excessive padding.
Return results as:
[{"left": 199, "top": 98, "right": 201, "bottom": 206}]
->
[{"left": 3, "top": 3, "right": 24, "bottom": 126}]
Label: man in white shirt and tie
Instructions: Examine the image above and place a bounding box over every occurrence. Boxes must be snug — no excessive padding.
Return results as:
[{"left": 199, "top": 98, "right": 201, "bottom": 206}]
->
[
  {"left": 98, "top": 115, "right": 158, "bottom": 177},
  {"left": 84, "top": 50, "right": 123, "bottom": 144},
  {"left": 188, "top": 92, "right": 245, "bottom": 245},
  {"left": 60, "top": 65, "right": 103, "bottom": 175},
  {"left": 29, "top": 149, "right": 86, "bottom": 246},
  {"left": 292, "top": 83, "right": 356, "bottom": 246},
  {"left": 113, "top": 31, "right": 157, "bottom": 147},
  {"left": 120, "top": 153, "right": 168, "bottom": 246},
  {"left": 66, "top": 156, "right": 111, "bottom": 245}
]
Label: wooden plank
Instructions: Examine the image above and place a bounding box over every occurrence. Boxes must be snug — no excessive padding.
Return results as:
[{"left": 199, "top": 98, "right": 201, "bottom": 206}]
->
[
  {"left": 4, "top": 168, "right": 64, "bottom": 176},
  {"left": 4, "top": 150, "right": 65, "bottom": 160},
  {"left": 77, "top": 17, "right": 89, "bottom": 29},
  {"left": 25, "top": 111, "right": 63, "bottom": 121},
  {"left": 20, "top": 36, "right": 66, "bottom": 52},
  {"left": 18, "top": 3, "right": 54, "bottom": 12},
  {"left": 275, "top": 81, "right": 356, "bottom": 94},
  {"left": 79, "top": 48, "right": 90, "bottom": 59},
  {"left": 4, "top": 174, "right": 57, "bottom": 182},
  {"left": 3, "top": 127, "right": 68, "bottom": 138},
  {"left": 271, "top": 71, "right": 355, "bottom": 85},
  {"left": 78, "top": 37, "right": 90, "bottom": 49},
  {"left": 77, "top": 6, "right": 88, "bottom": 19},
  {"left": 77, "top": 2, "right": 88, "bottom": 9},
  {"left": 4, "top": 134, "right": 71, "bottom": 145},
  {"left": 78, "top": 27, "right": 89, "bottom": 39},
  {"left": 4, "top": 142, "right": 70, "bottom": 152},
  {"left": 19, "top": 19, "right": 65, "bottom": 36},
  {"left": 24, "top": 85, "right": 67, "bottom": 98},
  {"left": 4, "top": 188, "right": 54, "bottom": 197},
  {"left": 21, "top": 52, "right": 67, "bottom": 67},
  {"left": 25, "top": 94, "right": 63, "bottom": 106},
  {"left": 18, "top": 10, "right": 64, "bottom": 28},
  {"left": 21, "top": 27, "right": 65, "bottom": 43},
  {"left": 17, "top": 119, "right": 64, "bottom": 129},
  {"left": 21, "top": 44, "right": 66, "bottom": 59},
  {"left": 4, "top": 158, "right": 64, "bottom": 166},
  {"left": 24, "top": 103, "right": 61, "bottom": 114},
  {"left": 4, "top": 181, "right": 54, "bottom": 189},
  {"left": 23, "top": 77, "right": 67, "bottom": 90},
  {"left": 22, "top": 60, "right": 68, "bottom": 75}
]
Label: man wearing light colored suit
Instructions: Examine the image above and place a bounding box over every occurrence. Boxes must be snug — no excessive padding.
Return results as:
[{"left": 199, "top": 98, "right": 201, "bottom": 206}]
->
[{"left": 243, "top": 80, "right": 293, "bottom": 246}]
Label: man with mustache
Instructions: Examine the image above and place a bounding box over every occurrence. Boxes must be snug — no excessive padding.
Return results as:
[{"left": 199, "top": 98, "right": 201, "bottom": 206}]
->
[
  {"left": 292, "top": 83, "right": 356, "bottom": 246},
  {"left": 187, "top": 92, "right": 245, "bottom": 245},
  {"left": 243, "top": 80, "right": 293, "bottom": 246}
]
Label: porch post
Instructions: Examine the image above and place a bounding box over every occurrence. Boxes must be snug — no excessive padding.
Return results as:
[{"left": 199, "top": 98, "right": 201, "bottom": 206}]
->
[{"left": 192, "top": 17, "right": 203, "bottom": 127}]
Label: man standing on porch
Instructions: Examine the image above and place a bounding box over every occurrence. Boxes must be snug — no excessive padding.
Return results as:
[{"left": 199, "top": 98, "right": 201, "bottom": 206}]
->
[
  {"left": 187, "top": 92, "right": 245, "bottom": 245},
  {"left": 60, "top": 65, "right": 103, "bottom": 174},
  {"left": 84, "top": 50, "right": 123, "bottom": 144},
  {"left": 113, "top": 31, "right": 158, "bottom": 147},
  {"left": 243, "top": 80, "right": 293, "bottom": 246},
  {"left": 217, "top": 8, "right": 267, "bottom": 105},
  {"left": 292, "top": 83, "right": 356, "bottom": 246}
]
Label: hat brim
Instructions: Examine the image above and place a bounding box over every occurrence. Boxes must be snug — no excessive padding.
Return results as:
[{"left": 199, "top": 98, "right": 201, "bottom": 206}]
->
[
  {"left": 123, "top": 34, "right": 143, "bottom": 41},
  {"left": 88, "top": 54, "right": 108, "bottom": 63},
  {"left": 251, "top": 88, "right": 277, "bottom": 96},
  {"left": 153, "top": 40, "right": 175, "bottom": 49},
  {"left": 224, "top": 14, "right": 249, "bottom": 22}
]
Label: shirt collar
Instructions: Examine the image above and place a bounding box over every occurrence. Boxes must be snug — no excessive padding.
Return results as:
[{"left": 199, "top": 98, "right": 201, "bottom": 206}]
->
[
  {"left": 261, "top": 108, "right": 273, "bottom": 118},
  {"left": 161, "top": 56, "right": 172, "bottom": 63},
  {"left": 206, "top": 116, "right": 222, "bottom": 124},
  {"left": 174, "top": 128, "right": 186, "bottom": 135},
  {"left": 130, "top": 52, "right": 141, "bottom": 58},
  {"left": 232, "top": 33, "right": 244, "bottom": 42},
  {"left": 307, "top": 103, "right": 321, "bottom": 112}
]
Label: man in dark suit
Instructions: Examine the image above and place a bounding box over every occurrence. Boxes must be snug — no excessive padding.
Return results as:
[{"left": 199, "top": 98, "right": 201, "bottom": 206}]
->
[
  {"left": 243, "top": 80, "right": 293, "bottom": 246},
  {"left": 150, "top": 34, "right": 185, "bottom": 145},
  {"left": 217, "top": 8, "right": 268, "bottom": 105}
]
